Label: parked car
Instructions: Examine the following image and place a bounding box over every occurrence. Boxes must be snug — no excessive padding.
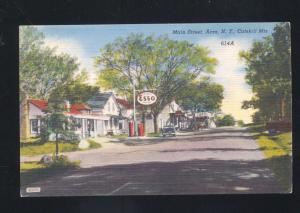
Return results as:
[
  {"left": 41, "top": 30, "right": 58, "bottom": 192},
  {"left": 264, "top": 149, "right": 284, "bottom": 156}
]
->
[{"left": 161, "top": 126, "right": 176, "bottom": 137}]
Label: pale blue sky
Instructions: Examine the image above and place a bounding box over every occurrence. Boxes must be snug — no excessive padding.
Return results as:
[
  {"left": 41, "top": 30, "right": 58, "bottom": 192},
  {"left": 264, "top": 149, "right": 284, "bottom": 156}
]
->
[
  {"left": 38, "top": 23, "right": 276, "bottom": 56},
  {"left": 34, "top": 22, "right": 280, "bottom": 123}
]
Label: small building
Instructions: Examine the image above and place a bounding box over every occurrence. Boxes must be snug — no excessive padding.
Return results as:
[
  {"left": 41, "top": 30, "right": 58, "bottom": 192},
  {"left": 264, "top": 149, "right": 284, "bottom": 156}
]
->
[
  {"left": 87, "top": 92, "right": 125, "bottom": 135},
  {"left": 143, "top": 100, "right": 186, "bottom": 133},
  {"left": 116, "top": 98, "right": 134, "bottom": 133},
  {"left": 20, "top": 92, "right": 129, "bottom": 140}
]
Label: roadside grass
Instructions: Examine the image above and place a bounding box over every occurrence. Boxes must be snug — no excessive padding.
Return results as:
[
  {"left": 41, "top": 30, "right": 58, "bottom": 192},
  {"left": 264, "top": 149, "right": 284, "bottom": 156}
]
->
[
  {"left": 21, "top": 141, "right": 79, "bottom": 156},
  {"left": 20, "top": 136, "right": 40, "bottom": 143},
  {"left": 20, "top": 156, "right": 80, "bottom": 186},
  {"left": 257, "top": 132, "right": 292, "bottom": 158},
  {"left": 247, "top": 124, "right": 292, "bottom": 192},
  {"left": 110, "top": 133, "right": 128, "bottom": 139},
  {"left": 147, "top": 132, "right": 161, "bottom": 137},
  {"left": 21, "top": 158, "right": 80, "bottom": 173},
  {"left": 21, "top": 139, "right": 102, "bottom": 156},
  {"left": 86, "top": 139, "right": 102, "bottom": 149},
  {"left": 20, "top": 161, "right": 47, "bottom": 173},
  {"left": 257, "top": 132, "right": 292, "bottom": 192}
]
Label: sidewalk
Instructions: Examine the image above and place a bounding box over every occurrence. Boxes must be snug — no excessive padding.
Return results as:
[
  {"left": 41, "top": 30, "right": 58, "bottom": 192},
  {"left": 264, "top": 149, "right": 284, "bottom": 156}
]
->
[{"left": 20, "top": 128, "right": 217, "bottom": 163}]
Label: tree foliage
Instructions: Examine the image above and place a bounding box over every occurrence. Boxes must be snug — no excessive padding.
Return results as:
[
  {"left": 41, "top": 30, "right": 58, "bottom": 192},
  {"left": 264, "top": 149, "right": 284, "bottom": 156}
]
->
[
  {"left": 240, "top": 23, "right": 291, "bottom": 122},
  {"left": 50, "top": 71, "right": 100, "bottom": 104},
  {"left": 19, "top": 26, "right": 79, "bottom": 101},
  {"left": 177, "top": 77, "right": 224, "bottom": 113},
  {"left": 41, "top": 96, "right": 73, "bottom": 159},
  {"left": 216, "top": 114, "right": 235, "bottom": 127},
  {"left": 95, "top": 33, "right": 217, "bottom": 132}
]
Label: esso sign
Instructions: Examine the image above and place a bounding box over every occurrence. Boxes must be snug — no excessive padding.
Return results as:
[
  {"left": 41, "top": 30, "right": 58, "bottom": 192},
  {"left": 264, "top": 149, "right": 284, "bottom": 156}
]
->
[{"left": 137, "top": 91, "right": 157, "bottom": 105}]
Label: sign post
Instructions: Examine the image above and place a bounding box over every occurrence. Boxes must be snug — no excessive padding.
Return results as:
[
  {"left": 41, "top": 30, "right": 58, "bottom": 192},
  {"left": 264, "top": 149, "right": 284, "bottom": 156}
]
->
[
  {"left": 132, "top": 88, "right": 157, "bottom": 137},
  {"left": 133, "top": 87, "right": 137, "bottom": 136}
]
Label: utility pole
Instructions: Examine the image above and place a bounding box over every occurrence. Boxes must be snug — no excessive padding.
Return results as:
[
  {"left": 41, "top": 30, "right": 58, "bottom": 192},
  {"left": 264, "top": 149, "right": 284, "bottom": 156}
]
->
[{"left": 133, "top": 86, "right": 137, "bottom": 136}]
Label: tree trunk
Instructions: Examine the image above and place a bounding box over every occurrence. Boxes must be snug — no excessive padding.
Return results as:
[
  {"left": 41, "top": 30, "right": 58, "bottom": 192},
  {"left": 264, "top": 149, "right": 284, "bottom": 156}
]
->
[
  {"left": 142, "top": 112, "right": 146, "bottom": 134},
  {"left": 55, "top": 132, "right": 59, "bottom": 160},
  {"left": 153, "top": 114, "right": 158, "bottom": 133},
  {"left": 280, "top": 96, "right": 285, "bottom": 120},
  {"left": 20, "top": 94, "right": 30, "bottom": 141}
]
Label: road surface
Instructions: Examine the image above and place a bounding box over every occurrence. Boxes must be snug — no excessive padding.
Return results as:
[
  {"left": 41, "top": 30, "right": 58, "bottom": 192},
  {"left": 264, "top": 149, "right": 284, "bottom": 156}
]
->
[{"left": 20, "top": 127, "right": 286, "bottom": 196}]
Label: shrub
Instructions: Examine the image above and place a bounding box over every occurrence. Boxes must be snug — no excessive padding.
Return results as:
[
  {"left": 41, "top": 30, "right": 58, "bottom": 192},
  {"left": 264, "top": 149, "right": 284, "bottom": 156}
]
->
[
  {"left": 237, "top": 120, "right": 244, "bottom": 127},
  {"left": 216, "top": 114, "right": 235, "bottom": 127},
  {"left": 50, "top": 154, "right": 80, "bottom": 168},
  {"left": 40, "top": 124, "right": 50, "bottom": 144}
]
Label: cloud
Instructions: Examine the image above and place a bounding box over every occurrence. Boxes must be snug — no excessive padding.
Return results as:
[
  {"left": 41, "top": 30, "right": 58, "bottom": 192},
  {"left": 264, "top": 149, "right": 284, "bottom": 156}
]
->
[
  {"left": 199, "top": 37, "right": 256, "bottom": 123},
  {"left": 43, "top": 37, "right": 97, "bottom": 84}
]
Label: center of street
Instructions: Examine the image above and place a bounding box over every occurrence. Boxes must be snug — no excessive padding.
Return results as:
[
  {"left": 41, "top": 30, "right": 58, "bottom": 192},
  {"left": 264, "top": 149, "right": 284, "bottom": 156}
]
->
[{"left": 21, "top": 127, "right": 284, "bottom": 196}]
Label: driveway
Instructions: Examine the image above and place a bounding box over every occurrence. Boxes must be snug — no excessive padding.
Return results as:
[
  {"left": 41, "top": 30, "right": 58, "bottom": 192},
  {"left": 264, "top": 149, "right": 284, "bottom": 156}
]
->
[{"left": 20, "top": 127, "right": 286, "bottom": 196}]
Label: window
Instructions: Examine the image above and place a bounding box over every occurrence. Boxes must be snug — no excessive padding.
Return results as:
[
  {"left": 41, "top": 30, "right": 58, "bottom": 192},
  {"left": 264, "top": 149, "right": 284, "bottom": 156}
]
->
[
  {"left": 104, "top": 120, "right": 108, "bottom": 128},
  {"left": 30, "top": 119, "right": 39, "bottom": 134},
  {"left": 112, "top": 103, "right": 115, "bottom": 112}
]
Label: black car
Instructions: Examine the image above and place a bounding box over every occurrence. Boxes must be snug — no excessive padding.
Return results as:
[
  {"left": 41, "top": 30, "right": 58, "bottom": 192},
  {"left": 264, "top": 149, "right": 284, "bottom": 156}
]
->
[{"left": 161, "top": 126, "right": 176, "bottom": 137}]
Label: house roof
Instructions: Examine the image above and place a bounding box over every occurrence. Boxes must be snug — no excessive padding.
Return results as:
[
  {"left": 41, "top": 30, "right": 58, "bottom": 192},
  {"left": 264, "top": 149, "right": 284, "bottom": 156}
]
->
[
  {"left": 87, "top": 92, "right": 113, "bottom": 109},
  {"left": 29, "top": 99, "right": 90, "bottom": 115},
  {"left": 116, "top": 98, "right": 133, "bottom": 109},
  {"left": 70, "top": 104, "right": 90, "bottom": 114},
  {"left": 29, "top": 99, "right": 48, "bottom": 111}
]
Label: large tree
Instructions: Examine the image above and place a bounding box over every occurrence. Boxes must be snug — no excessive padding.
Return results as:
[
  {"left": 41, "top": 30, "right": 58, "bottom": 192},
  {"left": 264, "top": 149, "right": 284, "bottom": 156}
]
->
[
  {"left": 20, "top": 26, "right": 79, "bottom": 101},
  {"left": 240, "top": 23, "right": 291, "bottom": 122},
  {"left": 95, "top": 34, "right": 217, "bottom": 132},
  {"left": 177, "top": 77, "right": 224, "bottom": 114},
  {"left": 176, "top": 77, "right": 223, "bottom": 129},
  {"left": 19, "top": 26, "right": 79, "bottom": 140},
  {"left": 51, "top": 71, "right": 100, "bottom": 104}
]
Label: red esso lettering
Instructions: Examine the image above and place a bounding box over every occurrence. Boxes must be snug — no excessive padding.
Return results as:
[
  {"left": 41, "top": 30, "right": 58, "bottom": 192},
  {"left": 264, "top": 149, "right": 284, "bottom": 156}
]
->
[{"left": 137, "top": 92, "right": 157, "bottom": 105}]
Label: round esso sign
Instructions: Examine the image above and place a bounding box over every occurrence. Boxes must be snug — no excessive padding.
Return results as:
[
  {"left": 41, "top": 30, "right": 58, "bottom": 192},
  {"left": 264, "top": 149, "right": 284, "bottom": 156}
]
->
[{"left": 137, "top": 91, "right": 157, "bottom": 105}]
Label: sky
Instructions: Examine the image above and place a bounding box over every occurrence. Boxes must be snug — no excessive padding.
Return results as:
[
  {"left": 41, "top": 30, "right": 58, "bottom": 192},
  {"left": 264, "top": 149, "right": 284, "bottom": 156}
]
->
[{"left": 34, "top": 22, "right": 279, "bottom": 123}]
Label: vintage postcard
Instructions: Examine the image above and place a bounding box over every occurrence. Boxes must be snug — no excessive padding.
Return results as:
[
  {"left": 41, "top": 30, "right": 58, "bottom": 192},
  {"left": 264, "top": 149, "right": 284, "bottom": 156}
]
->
[{"left": 19, "top": 23, "right": 292, "bottom": 196}]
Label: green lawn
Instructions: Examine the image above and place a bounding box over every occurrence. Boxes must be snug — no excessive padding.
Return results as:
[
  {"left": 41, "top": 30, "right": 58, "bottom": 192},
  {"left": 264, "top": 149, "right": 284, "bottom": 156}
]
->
[
  {"left": 21, "top": 139, "right": 101, "bottom": 156},
  {"left": 110, "top": 133, "right": 129, "bottom": 139},
  {"left": 146, "top": 132, "right": 161, "bottom": 137},
  {"left": 257, "top": 132, "right": 292, "bottom": 158},
  {"left": 247, "top": 124, "right": 292, "bottom": 192},
  {"left": 257, "top": 132, "right": 292, "bottom": 192},
  {"left": 20, "top": 161, "right": 47, "bottom": 172},
  {"left": 20, "top": 157, "right": 80, "bottom": 186}
]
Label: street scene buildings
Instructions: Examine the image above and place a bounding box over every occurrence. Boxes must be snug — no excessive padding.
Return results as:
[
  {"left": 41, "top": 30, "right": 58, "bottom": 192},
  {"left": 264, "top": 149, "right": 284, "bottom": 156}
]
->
[{"left": 20, "top": 23, "right": 292, "bottom": 196}]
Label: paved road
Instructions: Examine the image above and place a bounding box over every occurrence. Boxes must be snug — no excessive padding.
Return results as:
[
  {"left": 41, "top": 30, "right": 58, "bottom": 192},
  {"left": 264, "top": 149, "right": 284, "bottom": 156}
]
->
[{"left": 20, "top": 127, "right": 286, "bottom": 196}]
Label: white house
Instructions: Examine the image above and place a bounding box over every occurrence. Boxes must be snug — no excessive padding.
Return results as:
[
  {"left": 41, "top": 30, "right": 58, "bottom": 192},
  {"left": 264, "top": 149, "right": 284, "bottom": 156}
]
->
[
  {"left": 143, "top": 100, "right": 187, "bottom": 133},
  {"left": 20, "top": 92, "right": 130, "bottom": 140},
  {"left": 86, "top": 92, "right": 126, "bottom": 135},
  {"left": 21, "top": 99, "right": 107, "bottom": 139}
]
